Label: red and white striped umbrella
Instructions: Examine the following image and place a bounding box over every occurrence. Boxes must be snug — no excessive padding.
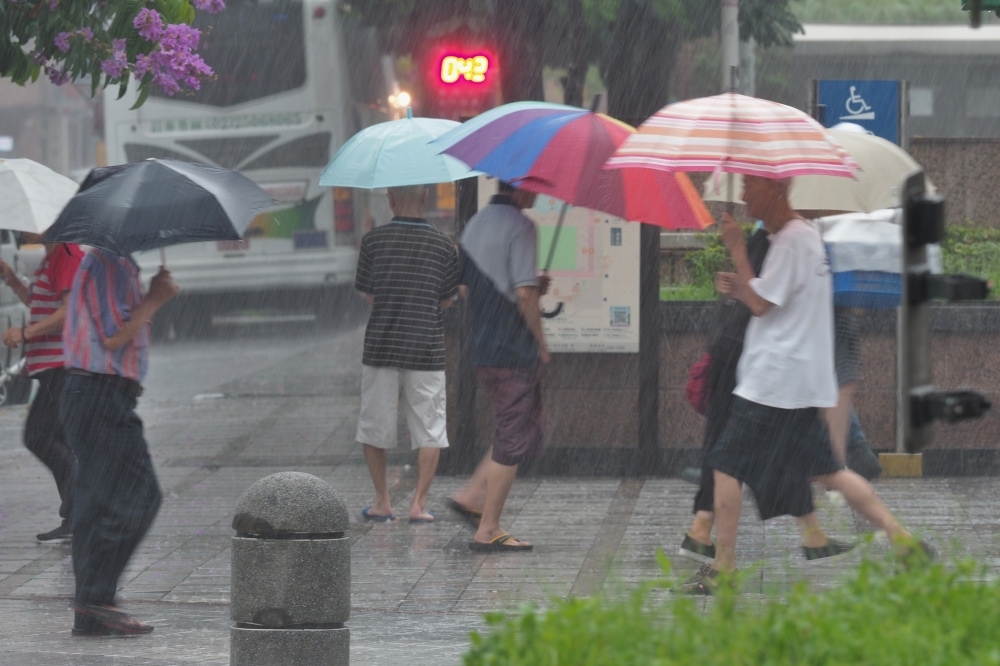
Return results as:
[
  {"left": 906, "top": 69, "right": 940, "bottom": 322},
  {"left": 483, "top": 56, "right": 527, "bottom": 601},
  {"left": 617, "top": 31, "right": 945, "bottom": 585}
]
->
[{"left": 605, "top": 93, "right": 859, "bottom": 180}]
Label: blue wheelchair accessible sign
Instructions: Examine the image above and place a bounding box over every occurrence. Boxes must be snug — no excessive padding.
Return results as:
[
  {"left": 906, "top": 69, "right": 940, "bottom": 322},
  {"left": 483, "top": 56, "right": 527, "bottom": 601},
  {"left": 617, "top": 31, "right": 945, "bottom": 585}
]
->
[{"left": 817, "top": 80, "right": 900, "bottom": 144}]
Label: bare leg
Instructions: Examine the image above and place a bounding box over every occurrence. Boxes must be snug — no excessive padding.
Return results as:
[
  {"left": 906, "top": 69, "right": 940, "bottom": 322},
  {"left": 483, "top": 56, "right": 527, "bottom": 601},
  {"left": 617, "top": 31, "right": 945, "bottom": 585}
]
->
[
  {"left": 796, "top": 513, "right": 830, "bottom": 548},
  {"left": 473, "top": 459, "right": 529, "bottom": 547},
  {"left": 823, "top": 384, "right": 856, "bottom": 466},
  {"left": 711, "top": 471, "right": 742, "bottom": 571},
  {"left": 409, "top": 447, "right": 440, "bottom": 521},
  {"left": 688, "top": 511, "right": 715, "bottom": 544},
  {"left": 814, "top": 469, "right": 910, "bottom": 543},
  {"left": 363, "top": 444, "right": 393, "bottom": 517},
  {"left": 450, "top": 447, "right": 492, "bottom": 512}
]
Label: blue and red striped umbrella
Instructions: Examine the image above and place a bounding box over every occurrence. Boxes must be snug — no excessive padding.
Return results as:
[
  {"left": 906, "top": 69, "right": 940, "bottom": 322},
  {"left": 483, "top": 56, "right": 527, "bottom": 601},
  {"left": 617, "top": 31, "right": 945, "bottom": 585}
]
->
[{"left": 433, "top": 102, "right": 712, "bottom": 231}]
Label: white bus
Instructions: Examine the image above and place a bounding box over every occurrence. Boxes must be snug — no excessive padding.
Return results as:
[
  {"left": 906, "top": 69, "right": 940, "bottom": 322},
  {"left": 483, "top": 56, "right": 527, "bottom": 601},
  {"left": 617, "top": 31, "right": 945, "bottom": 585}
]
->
[{"left": 103, "top": 0, "right": 388, "bottom": 334}]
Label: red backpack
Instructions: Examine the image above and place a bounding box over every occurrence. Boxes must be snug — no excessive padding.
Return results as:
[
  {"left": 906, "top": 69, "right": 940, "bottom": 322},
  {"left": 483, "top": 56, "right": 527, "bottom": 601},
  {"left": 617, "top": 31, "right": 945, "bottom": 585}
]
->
[{"left": 685, "top": 353, "right": 712, "bottom": 416}]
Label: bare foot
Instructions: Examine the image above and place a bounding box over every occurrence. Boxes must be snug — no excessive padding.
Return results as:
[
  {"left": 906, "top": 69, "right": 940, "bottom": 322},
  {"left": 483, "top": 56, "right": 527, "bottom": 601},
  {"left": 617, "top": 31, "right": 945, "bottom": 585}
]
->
[{"left": 409, "top": 508, "right": 435, "bottom": 522}]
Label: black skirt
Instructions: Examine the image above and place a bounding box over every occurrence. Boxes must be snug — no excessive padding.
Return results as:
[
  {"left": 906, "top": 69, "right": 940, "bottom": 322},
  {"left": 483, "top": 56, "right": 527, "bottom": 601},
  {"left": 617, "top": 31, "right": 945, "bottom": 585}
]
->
[{"left": 705, "top": 396, "right": 843, "bottom": 520}]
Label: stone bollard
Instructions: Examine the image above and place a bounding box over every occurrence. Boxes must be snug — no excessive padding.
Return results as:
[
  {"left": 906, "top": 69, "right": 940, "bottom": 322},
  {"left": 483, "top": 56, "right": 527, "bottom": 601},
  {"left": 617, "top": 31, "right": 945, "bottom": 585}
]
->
[{"left": 230, "top": 472, "right": 350, "bottom": 666}]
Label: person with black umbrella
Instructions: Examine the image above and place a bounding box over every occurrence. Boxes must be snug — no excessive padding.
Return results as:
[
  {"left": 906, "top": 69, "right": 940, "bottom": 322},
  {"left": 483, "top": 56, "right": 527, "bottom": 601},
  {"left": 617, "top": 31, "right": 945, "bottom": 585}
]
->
[
  {"left": 60, "top": 250, "right": 178, "bottom": 636},
  {"left": 44, "top": 159, "right": 272, "bottom": 635}
]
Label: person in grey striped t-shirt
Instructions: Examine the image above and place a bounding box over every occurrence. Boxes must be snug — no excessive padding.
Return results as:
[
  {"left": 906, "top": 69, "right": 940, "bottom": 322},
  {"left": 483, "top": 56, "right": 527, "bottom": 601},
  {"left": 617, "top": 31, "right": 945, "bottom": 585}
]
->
[{"left": 354, "top": 185, "right": 459, "bottom": 524}]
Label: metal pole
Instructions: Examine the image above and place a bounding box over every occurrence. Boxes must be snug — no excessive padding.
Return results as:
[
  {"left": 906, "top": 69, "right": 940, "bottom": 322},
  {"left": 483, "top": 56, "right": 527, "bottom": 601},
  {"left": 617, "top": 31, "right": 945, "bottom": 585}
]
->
[
  {"left": 899, "top": 79, "right": 909, "bottom": 151},
  {"left": 739, "top": 36, "right": 755, "bottom": 97},
  {"left": 897, "top": 172, "right": 932, "bottom": 452},
  {"left": 449, "top": 176, "right": 480, "bottom": 474},
  {"left": 721, "top": 0, "right": 740, "bottom": 93}
]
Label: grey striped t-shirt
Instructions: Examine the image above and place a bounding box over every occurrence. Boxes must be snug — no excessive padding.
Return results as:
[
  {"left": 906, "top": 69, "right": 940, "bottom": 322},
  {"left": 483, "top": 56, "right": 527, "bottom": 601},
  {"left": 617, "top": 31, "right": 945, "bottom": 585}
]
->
[{"left": 355, "top": 218, "right": 460, "bottom": 371}]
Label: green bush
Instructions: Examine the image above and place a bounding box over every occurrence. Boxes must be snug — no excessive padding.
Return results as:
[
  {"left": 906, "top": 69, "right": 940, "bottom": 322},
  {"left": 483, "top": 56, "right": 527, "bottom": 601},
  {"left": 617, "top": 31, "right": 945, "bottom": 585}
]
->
[
  {"left": 662, "top": 223, "right": 1000, "bottom": 301},
  {"left": 940, "top": 225, "right": 1000, "bottom": 297},
  {"left": 463, "top": 554, "right": 1000, "bottom": 665}
]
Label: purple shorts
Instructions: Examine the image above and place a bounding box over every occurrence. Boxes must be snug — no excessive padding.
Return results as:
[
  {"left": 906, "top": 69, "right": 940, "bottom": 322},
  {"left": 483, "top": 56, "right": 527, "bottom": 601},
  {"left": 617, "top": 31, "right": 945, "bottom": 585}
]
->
[{"left": 476, "top": 364, "right": 545, "bottom": 467}]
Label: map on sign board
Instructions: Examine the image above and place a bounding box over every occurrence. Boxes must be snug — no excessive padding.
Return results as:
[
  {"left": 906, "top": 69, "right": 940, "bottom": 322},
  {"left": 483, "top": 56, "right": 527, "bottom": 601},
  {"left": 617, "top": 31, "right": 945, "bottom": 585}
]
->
[{"left": 477, "top": 178, "right": 640, "bottom": 353}]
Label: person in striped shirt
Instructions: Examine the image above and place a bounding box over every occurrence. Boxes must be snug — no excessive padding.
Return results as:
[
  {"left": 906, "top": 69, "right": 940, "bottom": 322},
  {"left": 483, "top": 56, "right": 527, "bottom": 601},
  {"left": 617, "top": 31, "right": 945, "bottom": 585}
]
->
[
  {"left": 59, "top": 248, "right": 178, "bottom": 637},
  {"left": 0, "top": 235, "right": 84, "bottom": 544},
  {"left": 354, "top": 185, "right": 459, "bottom": 524}
]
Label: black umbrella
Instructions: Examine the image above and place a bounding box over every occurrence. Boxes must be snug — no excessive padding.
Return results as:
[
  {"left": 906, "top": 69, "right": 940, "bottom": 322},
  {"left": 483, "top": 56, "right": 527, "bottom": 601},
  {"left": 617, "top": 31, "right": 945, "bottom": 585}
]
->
[{"left": 45, "top": 159, "right": 275, "bottom": 256}]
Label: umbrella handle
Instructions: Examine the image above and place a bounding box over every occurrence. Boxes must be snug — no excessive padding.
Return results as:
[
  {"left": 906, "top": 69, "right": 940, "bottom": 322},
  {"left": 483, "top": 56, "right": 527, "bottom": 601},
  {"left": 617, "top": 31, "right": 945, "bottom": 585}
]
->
[
  {"left": 542, "top": 301, "right": 564, "bottom": 319},
  {"left": 540, "top": 202, "right": 570, "bottom": 320}
]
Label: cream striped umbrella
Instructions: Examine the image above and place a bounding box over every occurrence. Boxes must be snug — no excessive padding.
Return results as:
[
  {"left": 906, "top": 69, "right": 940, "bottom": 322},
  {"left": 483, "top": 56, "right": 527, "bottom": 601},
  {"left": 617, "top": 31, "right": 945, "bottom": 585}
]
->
[{"left": 605, "top": 93, "right": 859, "bottom": 183}]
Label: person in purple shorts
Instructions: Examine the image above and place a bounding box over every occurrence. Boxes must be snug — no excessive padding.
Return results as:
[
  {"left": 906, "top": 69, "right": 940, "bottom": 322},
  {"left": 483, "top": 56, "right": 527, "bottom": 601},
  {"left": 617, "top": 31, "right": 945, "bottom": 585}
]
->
[{"left": 449, "top": 181, "right": 550, "bottom": 553}]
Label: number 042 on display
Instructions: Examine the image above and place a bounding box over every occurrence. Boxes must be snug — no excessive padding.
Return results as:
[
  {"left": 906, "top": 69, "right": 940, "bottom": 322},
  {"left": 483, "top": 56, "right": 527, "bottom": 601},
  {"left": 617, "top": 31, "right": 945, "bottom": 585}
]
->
[{"left": 440, "top": 55, "right": 489, "bottom": 84}]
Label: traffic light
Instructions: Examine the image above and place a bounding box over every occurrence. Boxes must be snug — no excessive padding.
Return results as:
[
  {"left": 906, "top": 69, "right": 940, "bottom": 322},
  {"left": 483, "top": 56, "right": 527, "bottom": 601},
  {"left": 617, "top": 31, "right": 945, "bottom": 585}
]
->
[{"left": 419, "top": 32, "right": 500, "bottom": 120}]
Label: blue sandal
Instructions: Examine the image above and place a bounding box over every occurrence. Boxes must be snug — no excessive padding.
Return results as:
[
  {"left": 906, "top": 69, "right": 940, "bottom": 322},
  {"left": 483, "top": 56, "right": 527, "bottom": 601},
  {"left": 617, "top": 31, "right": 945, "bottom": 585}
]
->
[{"left": 362, "top": 506, "right": 397, "bottom": 523}]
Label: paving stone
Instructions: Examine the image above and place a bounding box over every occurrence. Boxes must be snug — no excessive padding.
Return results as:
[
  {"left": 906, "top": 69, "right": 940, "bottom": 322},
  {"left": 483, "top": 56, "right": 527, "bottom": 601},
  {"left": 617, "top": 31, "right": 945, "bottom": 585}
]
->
[{"left": 0, "top": 326, "right": 997, "bottom": 663}]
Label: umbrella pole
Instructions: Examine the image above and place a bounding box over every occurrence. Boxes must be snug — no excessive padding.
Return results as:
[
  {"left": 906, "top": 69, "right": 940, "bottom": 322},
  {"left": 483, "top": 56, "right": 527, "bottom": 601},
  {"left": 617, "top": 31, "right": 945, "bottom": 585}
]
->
[
  {"left": 541, "top": 202, "right": 569, "bottom": 319},
  {"left": 727, "top": 64, "right": 737, "bottom": 216},
  {"left": 160, "top": 247, "right": 167, "bottom": 268}
]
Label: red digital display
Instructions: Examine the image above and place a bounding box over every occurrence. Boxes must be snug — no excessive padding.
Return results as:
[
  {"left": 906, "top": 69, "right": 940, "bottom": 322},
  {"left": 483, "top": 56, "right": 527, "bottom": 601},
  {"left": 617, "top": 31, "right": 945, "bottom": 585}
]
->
[
  {"left": 440, "top": 55, "right": 490, "bottom": 84},
  {"left": 422, "top": 39, "right": 499, "bottom": 120}
]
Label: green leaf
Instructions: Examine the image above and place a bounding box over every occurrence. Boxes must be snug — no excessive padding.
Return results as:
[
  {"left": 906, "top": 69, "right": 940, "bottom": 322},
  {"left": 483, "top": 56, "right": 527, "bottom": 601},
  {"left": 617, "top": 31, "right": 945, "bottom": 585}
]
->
[
  {"left": 117, "top": 73, "right": 131, "bottom": 100},
  {"left": 130, "top": 82, "right": 151, "bottom": 110}
]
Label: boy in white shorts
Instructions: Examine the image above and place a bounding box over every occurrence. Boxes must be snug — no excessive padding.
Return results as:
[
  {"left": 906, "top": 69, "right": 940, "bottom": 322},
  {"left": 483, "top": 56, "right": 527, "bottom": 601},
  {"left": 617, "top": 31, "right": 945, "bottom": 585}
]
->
[{"left": 354, "top": 185, "right": 459, "bottom": 523}]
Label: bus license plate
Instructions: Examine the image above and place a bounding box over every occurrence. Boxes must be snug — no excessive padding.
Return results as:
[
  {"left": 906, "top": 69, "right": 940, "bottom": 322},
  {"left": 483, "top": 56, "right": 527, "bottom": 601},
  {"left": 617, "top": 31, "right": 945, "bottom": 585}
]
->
[{"left": 217, "top": 239, "right": 250, "bottom": 252}]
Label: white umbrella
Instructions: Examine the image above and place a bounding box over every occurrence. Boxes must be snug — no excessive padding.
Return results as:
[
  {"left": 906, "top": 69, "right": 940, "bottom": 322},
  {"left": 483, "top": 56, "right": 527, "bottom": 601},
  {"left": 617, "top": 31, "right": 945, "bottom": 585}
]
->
[
  {"left": 0, "top": 158, "right": 80, "bottom": 234},
  {"left": 703, "top": 128, "right": 936, "bottom": 213}
]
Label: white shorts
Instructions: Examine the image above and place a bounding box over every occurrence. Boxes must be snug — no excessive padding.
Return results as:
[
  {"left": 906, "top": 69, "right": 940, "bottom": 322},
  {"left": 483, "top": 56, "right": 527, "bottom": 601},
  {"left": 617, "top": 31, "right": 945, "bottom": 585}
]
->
[{"left": 356, "top": 366, "right": 449, "bottom": 450}]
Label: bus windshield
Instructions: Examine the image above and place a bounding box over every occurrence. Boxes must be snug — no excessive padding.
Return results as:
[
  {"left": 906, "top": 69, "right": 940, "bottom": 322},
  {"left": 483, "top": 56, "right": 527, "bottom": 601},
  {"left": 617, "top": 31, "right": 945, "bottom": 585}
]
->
[{"left": 152, "top": 0, "right": 306, "bottom": 107}]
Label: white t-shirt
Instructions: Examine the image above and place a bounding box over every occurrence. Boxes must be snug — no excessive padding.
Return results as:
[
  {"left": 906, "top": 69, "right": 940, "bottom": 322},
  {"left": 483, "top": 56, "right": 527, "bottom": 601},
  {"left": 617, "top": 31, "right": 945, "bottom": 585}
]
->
[{"left": 734, "top": 218, "right": 838, "bottom": 409}]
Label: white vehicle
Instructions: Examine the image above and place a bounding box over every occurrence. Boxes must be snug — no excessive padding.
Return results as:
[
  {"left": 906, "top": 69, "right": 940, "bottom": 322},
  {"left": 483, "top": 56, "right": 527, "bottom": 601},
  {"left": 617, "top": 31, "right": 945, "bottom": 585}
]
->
[{"left": 103, "top": 0, "right": 387, "bottom": 333}]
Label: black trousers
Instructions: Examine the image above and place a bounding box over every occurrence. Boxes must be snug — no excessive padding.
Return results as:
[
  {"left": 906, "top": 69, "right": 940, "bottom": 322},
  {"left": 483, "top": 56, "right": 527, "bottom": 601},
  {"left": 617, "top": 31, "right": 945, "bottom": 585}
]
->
[
  {"left": 60, "top": 374, "right": 161, "bottom": 607},
  {"left": 693, "top": 356, "right": 738, "bottom": 514},
  {"left": 25, "top": 368, "right": 76, "bottom": 525}
]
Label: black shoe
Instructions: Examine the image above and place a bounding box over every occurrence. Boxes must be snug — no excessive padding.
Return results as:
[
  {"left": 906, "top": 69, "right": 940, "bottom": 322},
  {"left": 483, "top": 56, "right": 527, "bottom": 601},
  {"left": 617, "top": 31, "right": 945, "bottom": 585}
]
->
[
  {"left": 803, "top": 539, "right": 856, "bottom": 563},
  {"left": 678, "top": 564, "right": 721, "bottom": 595},
  {"left": 680, "top": 467, "right": 702, "bottom": 485},
  {"left": 897, "top": 539, "right": 937, "bottom": 570},
  {"left": 36, "top": 524, "right": 72, "bottom": 544},
  {"left": 71, "top": 603, "right": 154, "bottom": 636},
  {"left": 847, "top": 444, "right": 883, "bottom": 481},
  {"left": 678, "top": 535, "right": 716, "bottom": 565}
]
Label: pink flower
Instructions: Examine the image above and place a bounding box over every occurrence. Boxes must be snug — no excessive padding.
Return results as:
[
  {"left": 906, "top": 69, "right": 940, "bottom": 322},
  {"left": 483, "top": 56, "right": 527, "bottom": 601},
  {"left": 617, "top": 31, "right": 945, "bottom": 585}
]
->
[
  {"left": 101, "top": 58, "right": 125, "bottom": 79},
  {"left": 101, "top": 39, "right": 128, "bottom": 79},
  {"left": 152, "top": 71, "right": 181, "bottom": 95},
  {"left": 133, "top": 54, "right": 152, "bottom": 78},
  {"left": 77, "top": 27, "right": 94, "bottom": 42},
  {"left": 46, "top": 66, "right": 70, "bottom": 85},
  {"left": 134, "top": 8, "right": 164, "bottom": 42},
  {"left": 192, "top": 0, "right": 225, "bottom": 14},
  {"left": 162, "top": 24, "right": 200, "bottom": 50},
  {"left": 54, "top": 31, "right": 72, "bottom": 53}
]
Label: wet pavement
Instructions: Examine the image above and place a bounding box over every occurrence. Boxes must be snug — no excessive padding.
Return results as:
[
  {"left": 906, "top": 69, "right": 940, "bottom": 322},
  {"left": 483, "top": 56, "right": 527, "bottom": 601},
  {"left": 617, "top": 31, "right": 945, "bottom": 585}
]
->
[{"left": 0, "top": 321, "right": 998, "bottom": 664}]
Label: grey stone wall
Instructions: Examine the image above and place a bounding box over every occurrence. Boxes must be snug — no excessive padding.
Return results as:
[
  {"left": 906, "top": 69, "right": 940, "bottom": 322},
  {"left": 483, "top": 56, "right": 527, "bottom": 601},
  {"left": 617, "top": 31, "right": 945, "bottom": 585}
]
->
[{"left": 446, "top": 302, "right": 1000, "bottom": 455}]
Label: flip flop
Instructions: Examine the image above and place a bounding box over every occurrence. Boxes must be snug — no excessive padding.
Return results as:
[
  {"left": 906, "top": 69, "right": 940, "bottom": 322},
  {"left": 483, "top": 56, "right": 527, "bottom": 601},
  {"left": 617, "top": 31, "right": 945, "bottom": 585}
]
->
[
  {"left": 469, "top": 533, "right": 533, "bottom": 553},
  {"left": 448, "top": 499, "right": 482, "bottom": 528},
  {"left": 408, "top": 511, "right": 437, "bottom": 524},
  {"left": 362, "top": 506, "right": 397, "bottom": 523}
]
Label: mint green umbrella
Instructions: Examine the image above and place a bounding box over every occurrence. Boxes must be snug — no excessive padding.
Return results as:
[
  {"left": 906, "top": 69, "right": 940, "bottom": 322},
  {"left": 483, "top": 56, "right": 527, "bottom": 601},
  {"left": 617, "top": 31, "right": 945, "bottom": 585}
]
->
[{"left": 319, "top": 109, "right": 478, "bottom": 189}]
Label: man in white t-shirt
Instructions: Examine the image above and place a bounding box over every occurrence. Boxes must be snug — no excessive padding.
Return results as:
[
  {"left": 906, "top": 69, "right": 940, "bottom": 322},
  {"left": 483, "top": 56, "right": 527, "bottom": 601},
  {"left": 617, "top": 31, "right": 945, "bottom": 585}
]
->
[{"left": 681, "top": 176, "right": 931, "bottom": 594}]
